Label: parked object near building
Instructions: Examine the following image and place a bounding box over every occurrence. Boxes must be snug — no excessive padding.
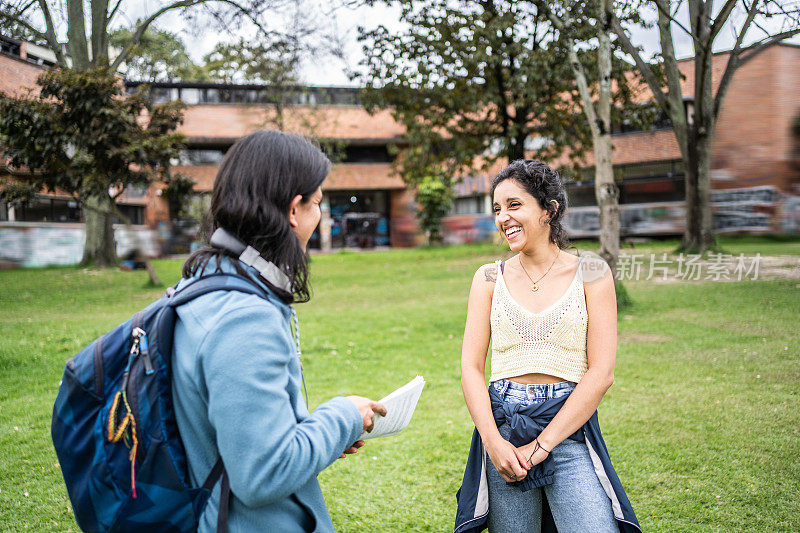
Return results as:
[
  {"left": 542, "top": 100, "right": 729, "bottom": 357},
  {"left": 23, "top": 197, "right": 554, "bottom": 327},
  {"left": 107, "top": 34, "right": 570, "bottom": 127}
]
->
[{"left": 342, "top": 213, "right": 382, "bottom": 249}]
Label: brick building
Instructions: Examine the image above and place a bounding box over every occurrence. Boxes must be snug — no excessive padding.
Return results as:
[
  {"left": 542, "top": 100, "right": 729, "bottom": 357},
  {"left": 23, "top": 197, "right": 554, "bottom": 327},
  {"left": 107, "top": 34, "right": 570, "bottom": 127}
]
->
[
  {"left": 138, "top": 81, "right": 419, "bottom": 249},
  {"left": 444, "top": 44, "right": 800, "bottom": 243},
  {"left": 2, "top": 34, "right": 799, "bottom": 266}
]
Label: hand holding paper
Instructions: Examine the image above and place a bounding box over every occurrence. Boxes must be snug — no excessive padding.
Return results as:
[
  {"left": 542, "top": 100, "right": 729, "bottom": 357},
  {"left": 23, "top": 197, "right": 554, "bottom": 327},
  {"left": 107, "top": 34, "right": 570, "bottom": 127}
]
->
[
  {"left": 360, "top": 375, "right": 426, "bottom": 440},
  {"left": 347, "top": 395, "right": 388, "bottom": 434}
]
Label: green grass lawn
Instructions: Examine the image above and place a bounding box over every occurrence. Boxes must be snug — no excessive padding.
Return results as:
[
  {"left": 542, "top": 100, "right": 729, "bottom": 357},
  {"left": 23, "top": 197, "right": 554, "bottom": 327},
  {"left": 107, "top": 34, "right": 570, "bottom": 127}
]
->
[{"left": 1, "top": 237, "right": 798, "bottom": 532}]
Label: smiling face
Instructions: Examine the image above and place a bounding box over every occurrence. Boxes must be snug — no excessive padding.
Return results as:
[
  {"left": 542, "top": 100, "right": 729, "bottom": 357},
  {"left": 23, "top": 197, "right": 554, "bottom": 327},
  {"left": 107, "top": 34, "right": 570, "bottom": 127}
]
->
[{"left": 492, "top": 179, "right": 555, "bottom": 252}]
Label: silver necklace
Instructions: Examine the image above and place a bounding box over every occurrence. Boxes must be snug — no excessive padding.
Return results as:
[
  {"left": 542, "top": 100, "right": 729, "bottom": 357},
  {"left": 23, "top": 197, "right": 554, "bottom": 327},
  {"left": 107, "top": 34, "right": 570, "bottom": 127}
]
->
[{"left": 519, "top": 249, "right": 560, "bottom": 292}]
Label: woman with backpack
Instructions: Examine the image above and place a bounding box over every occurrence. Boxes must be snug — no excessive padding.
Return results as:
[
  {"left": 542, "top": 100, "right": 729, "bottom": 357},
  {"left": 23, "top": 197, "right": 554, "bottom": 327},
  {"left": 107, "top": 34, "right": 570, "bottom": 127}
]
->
[
  {"left": 172, "top": 130, "right": 386, "bottom": 532},
  {"left": 454, "top": 160, "right": 640, "bottom": 532}
]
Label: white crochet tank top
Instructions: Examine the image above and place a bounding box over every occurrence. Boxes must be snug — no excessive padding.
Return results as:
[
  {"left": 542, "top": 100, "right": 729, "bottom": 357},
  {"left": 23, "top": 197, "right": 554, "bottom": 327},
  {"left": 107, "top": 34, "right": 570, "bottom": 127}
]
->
[{"left": 489, "top": 256, "right": 589, "bottom": 383}]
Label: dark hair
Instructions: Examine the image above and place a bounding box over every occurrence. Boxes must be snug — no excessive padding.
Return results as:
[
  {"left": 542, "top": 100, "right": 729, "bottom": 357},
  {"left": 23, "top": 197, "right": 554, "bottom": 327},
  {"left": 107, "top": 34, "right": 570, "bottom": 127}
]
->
[
  {"left": 183, "top": 130, "right": 330, "bottom": 303},
  {"left": 490, "top": 160, "right": 571, "bottom": 250}
]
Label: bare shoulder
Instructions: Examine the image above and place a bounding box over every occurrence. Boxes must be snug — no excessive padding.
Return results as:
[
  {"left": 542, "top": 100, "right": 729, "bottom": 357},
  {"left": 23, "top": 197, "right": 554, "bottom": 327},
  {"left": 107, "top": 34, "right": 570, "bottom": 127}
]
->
[
  {"left": 579, "top": 253, "right": 613, "bottom": 285},
  {"left": 475, "top": 262, "right": 499, "bottom": 284}
]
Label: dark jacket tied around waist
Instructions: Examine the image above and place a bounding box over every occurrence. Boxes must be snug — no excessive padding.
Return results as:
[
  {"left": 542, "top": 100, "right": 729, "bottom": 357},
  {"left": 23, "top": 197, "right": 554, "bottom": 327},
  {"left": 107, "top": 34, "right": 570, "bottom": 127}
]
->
[{"left": 454, "top": 385, "right": 641, "bottom": 533}]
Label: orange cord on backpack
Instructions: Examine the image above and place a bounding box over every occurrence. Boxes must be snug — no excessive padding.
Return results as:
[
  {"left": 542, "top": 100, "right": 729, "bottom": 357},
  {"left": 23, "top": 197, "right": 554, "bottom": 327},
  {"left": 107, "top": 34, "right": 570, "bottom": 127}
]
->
[{"left": 107, "top": 390, "right": 139, "bottom": 499}]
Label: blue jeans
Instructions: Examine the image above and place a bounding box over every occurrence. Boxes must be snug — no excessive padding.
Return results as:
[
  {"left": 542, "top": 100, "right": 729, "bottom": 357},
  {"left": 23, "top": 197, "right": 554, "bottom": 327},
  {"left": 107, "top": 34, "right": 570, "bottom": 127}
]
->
[{"left": 486, "top": 379, "right": 619, "bottom": 533}]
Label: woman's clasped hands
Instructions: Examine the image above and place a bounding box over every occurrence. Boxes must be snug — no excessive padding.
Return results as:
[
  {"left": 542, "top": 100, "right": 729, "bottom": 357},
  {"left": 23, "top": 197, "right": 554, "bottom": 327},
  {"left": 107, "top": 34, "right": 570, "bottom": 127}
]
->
[
  {"left": 486, "top": 436, "right": 551, "bottom": 483},
  {"left": 485, "top": 437, "right": 530, "bottom": 483}
]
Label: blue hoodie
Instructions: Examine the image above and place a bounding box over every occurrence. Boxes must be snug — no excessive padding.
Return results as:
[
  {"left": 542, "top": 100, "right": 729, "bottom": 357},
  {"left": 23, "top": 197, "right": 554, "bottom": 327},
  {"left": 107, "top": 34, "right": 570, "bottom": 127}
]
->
[
  {"left": 171, "top": 257, "right": 364, "bottom": 532},
  {"left": 454, "top": 385, "right": 641, "bottom": 533}
]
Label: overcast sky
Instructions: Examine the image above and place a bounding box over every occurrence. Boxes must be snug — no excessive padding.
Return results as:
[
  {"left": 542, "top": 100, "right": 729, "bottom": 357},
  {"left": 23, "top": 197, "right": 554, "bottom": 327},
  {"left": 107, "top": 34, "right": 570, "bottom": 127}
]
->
[{"left": 61, "top": 1, "right": 800, "bottom": 86}]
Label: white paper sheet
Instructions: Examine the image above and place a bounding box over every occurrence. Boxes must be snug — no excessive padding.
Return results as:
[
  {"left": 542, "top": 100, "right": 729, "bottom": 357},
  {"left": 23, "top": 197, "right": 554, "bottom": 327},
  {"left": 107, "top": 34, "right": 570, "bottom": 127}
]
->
[{"left": 359, "top": 375, "right": 425, "bottom": 440}]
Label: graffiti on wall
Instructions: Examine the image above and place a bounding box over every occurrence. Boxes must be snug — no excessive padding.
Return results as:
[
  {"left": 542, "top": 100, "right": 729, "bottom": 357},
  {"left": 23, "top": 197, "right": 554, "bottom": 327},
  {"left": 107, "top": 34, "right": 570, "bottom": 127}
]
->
[
  {"left": 442, "top": 215, "right": 498, "bottom": 245},
  {"left": 0, "top": 223, "right": 159, "bottom": 267},
  {"left": 779, "top": 195, "right": 800, "bottom": 234},
  {"left": 562, "top": 185, "right": 800, "bottom": 237},
  {"left": 442, "top": 186, "right": 800, "bottom": 244}
]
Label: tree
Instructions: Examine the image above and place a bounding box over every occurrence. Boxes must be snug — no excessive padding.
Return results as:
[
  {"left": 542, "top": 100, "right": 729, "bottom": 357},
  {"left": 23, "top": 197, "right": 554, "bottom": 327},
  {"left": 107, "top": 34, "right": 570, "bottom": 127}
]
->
[
  {"left": 607, "top": 0, "right": 800, "bottom": 253},
  {"left": 415, "top": 174, "right": 454, "bottom": 244},
  {"left": 163, "top": 172, "right": 197, "bottom": 220},
  {"left": 0, "top": 0, "right": 280, "bottom": 264},
  {"left": 204, "top": 37, "right": 301, "bottom": 130},
  {"left": 109, "top": 25, "right": 208, "bottom": 82},
  {"left": 359, "top": 0, "right": 636, "bottom": 242},
  {"left": 202, "top": 35, "right": 347, "bottom": 162},
  {"left": 538, "top": 0, "right": 648, "bottom": 305},
  {"left": 0, "top": 68, "right": 185, "bottom": 266}
]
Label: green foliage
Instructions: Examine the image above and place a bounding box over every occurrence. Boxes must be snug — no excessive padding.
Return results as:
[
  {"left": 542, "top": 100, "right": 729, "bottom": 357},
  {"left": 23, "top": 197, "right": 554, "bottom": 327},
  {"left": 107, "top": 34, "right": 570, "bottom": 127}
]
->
[
  {"left": 203, "top": 37, "right": 299, "bottom": 87},
  {"left": 414, "top": 174, "right": 454, "bottom": 244},
  {"left": 0, "top": 67, "right": 185, "bottom": 265},
  {"left": 162, "top": 173, "right": 197, "bottom": 220},
  {"left": 359, "top": 1, "right": 592, "bottom": 176},
  {"left": 0, "top": 180, "right": 38, "bottom": 207},
  {"left": 0, "top": 17, "right": 46, "bottom": 45},
  {"left": 358, "top": 0, "right": 647, "bottom": 236},
  {"left": 201, "top": 37, "right": 347, "bottom": 160},
  {"left": 0, "top": 67, "right": 185, "bottom": 201},
  {"left": 109, "top": 25, "right": 208, "bottom": 82},
  {"left": 181, "top": 192, "right": 212, "bottom": 224}
]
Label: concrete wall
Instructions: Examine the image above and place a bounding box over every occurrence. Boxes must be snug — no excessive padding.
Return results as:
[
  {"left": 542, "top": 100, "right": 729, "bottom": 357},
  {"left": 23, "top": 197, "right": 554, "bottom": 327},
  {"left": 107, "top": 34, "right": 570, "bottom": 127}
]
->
[{"left": 0, "top": 223, "right": 159, "bottom": 268}]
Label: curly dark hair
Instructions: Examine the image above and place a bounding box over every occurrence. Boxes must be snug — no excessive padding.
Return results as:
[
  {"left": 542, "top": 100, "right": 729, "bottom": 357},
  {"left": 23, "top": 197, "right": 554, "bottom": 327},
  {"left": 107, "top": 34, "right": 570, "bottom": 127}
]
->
[{"left": 490, "top": 160, "right": 572, "bottom": 250}]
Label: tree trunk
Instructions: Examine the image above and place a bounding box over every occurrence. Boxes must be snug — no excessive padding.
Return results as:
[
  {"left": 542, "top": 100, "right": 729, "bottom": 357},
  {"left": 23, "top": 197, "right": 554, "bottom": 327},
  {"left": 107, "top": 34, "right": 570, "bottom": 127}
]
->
[
  {"left": 595, "top": 0, "right": 620, "bottom": 277},
  {"left": 91, "top": 0, "right": 111, "bottom": 66},
  {"left": 81, "top": 193, "right": 117, "bottom": 266},
  {"left": 595, "top": 135, "right": 620, "bottom": 272},
  {"left": 681, "top": 129, "right": 716, "bottom": 252},
  {"left": 697, "top": 132, "right": 715, "bottom": 248},
  {"left": 66, "top": 0, "right": 90, "bottom": 70},
  {"left": 507, "top": 127, "right": 527, "bottom": 162},
  {"left": 680, "top": 39, "right": 717, "bottom": 254}
]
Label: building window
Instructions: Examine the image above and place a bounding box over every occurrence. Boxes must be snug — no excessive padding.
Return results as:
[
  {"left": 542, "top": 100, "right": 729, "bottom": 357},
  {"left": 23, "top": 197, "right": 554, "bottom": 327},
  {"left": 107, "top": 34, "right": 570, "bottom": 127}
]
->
[
  {"left": 149, "top": 87, "right": 175, "bottom": 104},
  {"left": 13, "top": 196, "right": 82, "bottom": 222},
  {"left": 567, "top": 160, "right": 685, "bottom": 206},
  {"left": 178, "top": 88, "right": 201, "bottom": 104},
  {"left": 322, "top": 190, "right": 391, "bottom": 248},
  {"left": 621, "top": 177, "right": 685, "bottom": 204},
  {"left": 0, "top": 202, "right": 8, "bottom": 221},
  {"left": 115, "top": 204, "right": 145, "bottom": 225},
  {"left": 566, "top": 183, "right": 598, "bottom": 207},
  {"left": 611, "top": 107, "right": 672, "bottom": 135},
  {"left": 452, "top": 195, "right": 487, "bottom": 215},
  {"left": 125, "top": 83, "right": 362, "bottom": 107},
  {"left": 1, "top": 37, "right": 21, "bottom": 56},
  {"left": 124, "top": 184, "right": 149, "bottom": 198},
  {"left": 178, "top": 149, "right": 227, "bottom": 165},
  {"left": 341, "top": 145, "right": 392, "bottom": 163}
]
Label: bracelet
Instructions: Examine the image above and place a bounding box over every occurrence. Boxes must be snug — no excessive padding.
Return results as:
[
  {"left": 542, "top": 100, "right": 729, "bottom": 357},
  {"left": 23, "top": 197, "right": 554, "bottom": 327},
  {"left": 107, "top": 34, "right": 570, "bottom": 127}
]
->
[{"left": 527, "top": 439, "right": 552, "bottom": 464}]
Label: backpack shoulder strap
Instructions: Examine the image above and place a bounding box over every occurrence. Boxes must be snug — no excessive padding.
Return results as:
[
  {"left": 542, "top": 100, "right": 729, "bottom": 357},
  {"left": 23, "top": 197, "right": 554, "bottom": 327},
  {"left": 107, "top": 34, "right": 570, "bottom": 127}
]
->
[
  {"left": 163, "top": 275, "right": 260, "bottom": 533},
  {"left": 167, "top": 273, "right": 271, "bottom": 308}
]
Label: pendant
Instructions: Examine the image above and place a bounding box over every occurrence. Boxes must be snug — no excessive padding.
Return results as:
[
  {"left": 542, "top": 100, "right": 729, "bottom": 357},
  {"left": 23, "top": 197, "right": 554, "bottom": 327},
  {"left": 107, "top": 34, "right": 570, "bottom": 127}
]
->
[{"left": 531, "top": 284, "right": 539, "bottom": 292}]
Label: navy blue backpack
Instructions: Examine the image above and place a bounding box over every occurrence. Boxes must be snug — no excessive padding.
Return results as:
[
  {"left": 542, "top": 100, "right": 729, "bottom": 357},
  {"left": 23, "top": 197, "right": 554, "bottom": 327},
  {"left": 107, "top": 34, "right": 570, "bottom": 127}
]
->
[{"left": 51, "top": 273, "right": 270, "bottom": 532}]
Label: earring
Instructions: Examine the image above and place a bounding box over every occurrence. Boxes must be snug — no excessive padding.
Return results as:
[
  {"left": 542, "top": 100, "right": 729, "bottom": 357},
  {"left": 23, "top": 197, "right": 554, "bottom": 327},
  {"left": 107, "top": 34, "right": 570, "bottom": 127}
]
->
[{"left": 544, "top": 218, "right": 550, "bottom": 224}]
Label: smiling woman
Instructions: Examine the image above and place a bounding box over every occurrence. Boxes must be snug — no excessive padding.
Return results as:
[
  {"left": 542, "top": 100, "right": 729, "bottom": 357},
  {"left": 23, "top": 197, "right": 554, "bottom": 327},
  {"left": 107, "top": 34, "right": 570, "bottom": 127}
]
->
[{"left": 455, "top": 160, "right": 641, "bottom": 533}]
